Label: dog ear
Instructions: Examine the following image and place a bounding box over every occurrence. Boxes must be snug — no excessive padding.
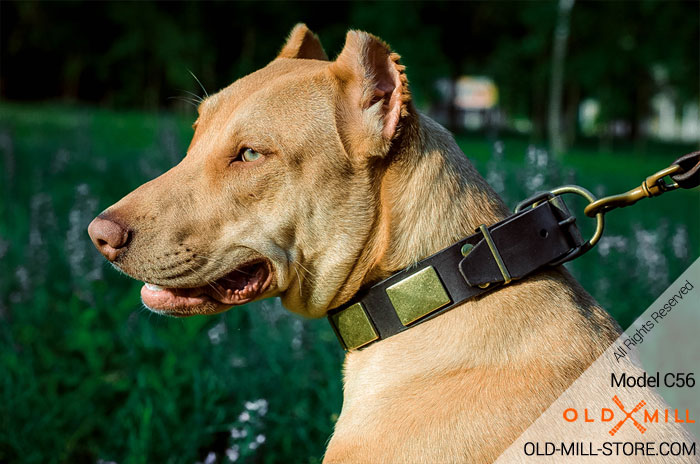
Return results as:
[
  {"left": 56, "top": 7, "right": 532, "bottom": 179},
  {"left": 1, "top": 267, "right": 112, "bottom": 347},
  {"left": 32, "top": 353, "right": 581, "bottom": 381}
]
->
[
  {"left": 278, "top": 24, "right": 328, "bottom": 61},
  {"left": 330, "top": 30, "right": 410, "bottom": 156}
]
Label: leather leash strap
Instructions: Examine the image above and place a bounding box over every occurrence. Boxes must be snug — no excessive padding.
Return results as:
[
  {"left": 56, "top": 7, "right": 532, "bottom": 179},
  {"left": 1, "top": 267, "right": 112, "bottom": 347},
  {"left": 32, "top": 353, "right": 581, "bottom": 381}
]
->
[
  {"left": 327, "top": 197, "right": 583, "bottom": 351},
  {"left": 671, "top": 151, "right": 700, "bottom": 190}
]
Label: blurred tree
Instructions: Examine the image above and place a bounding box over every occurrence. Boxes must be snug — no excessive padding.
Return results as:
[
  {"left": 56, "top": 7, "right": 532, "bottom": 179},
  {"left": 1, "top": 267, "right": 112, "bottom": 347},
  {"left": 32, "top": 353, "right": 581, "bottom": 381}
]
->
[
  {"left": 481, "top": 2, "right": 557, "bottom": 138},
  {"left": 1, "top": 0, "right": 697, "bottom": 144},
  {"left": 548, "top": 0, "right": 575, "bottom": 157},
  {"left": 566, "top": 1, "right": 699, "bottom": 144}
]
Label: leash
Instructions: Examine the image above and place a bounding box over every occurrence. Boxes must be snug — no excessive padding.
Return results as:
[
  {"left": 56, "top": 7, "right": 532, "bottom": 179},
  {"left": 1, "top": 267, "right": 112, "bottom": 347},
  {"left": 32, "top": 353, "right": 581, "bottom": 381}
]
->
[{"left": 328, "top": 151, "right": 700, "bottom": 351}]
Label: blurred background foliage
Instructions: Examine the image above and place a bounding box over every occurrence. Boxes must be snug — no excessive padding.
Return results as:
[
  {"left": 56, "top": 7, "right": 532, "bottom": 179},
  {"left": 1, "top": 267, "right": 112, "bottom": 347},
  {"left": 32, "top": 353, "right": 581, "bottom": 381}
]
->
[
  {"left": 0, "top": 1, "right": 698, "bottom": 463},
  {"left": 2, "top": 0, "right": 698, "bottom": 138}
]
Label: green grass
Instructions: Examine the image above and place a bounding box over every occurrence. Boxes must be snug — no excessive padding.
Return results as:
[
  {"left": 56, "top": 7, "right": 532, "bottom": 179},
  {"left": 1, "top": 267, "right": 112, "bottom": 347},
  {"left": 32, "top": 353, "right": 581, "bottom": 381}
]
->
[{"left": 0, "top": 102, "right": 698, "bottom": 463}]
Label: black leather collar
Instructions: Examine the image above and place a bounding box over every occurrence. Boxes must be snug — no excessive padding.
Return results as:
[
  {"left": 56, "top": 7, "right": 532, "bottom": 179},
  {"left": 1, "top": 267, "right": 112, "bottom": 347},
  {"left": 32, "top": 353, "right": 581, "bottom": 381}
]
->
[{"left": 327, "top": 195, "right": 584, "bottom": 350}]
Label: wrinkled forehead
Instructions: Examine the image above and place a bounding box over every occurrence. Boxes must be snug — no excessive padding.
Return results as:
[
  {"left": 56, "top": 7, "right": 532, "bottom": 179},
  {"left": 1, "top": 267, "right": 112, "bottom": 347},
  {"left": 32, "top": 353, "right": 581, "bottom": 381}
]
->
[{"left": 198, "top": 58, "right": 334, "bottom": 125}]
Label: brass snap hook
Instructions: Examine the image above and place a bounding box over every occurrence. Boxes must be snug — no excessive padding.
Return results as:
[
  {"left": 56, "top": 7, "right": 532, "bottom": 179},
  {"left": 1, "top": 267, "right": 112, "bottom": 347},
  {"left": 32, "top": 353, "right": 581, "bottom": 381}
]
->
[{"left": 583, "top": 164, "right": 682, "bottom": 218}]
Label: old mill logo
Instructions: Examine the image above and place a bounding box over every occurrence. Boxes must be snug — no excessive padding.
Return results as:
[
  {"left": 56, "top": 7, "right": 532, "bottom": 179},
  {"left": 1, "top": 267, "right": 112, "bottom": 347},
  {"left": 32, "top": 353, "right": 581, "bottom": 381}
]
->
[{"left": 563, "top": 396, "right": 695, "bottom": 436}]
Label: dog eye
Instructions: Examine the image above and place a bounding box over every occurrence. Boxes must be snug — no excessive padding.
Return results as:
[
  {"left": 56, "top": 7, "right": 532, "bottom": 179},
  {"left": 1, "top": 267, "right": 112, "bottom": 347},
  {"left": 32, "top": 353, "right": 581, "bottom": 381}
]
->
[{"left": 241, "top": 148, "right": 262, "bottom": 162}]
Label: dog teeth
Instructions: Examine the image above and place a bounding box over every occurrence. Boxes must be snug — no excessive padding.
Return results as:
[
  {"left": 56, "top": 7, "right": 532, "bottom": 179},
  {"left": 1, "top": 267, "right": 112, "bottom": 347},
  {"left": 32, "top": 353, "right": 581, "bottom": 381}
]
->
[{"left": 145, "top": 283, "right": 164, "bottom": 292}]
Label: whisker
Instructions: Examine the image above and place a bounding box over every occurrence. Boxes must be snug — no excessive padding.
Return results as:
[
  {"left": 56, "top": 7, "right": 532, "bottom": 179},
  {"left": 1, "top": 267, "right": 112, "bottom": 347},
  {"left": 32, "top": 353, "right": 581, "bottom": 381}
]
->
[
  {"left": 188, "top": 69, "right": 209, "bottom": 97},
  {"left": 293, "top": 266, "right": 303, "bottom": 296},
  {"left": 178, "top": 89, "right": 204, "bottom": 103},
  {"left": 168, "top": 95, "right": 200, "bottom": 105},
  {"left": 193, "top": 254, "right": 258, "bottom": 276},
  {"left": 192, "top": 254, "right": 230, "bottom": 266},
  {"left": 182, "top": 261, "right": 226, "bottom": 300},
  {"left": 294, "top": 261, "right": 317, "bottom": 278},
  {"left": 168, "top": 96, "right": 199, "bottom": 109},
  {"left": 216, "top": 268, "right": 254, "bottom": 278}
]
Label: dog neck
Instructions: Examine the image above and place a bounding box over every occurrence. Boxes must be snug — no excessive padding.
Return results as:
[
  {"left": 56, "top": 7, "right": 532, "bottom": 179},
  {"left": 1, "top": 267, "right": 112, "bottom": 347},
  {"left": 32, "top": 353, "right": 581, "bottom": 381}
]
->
[
  {"left": 330, "top": 112, "right": 534, "bottom": 428},
  {"left": 325, "top": 112, "right": 510, "bottom": 313},
  {"left": 341, "top": 112, "right": 510, "bottom": 297},
  {"left": 338, "top": 112, "right": 513, "bottom": 357}
]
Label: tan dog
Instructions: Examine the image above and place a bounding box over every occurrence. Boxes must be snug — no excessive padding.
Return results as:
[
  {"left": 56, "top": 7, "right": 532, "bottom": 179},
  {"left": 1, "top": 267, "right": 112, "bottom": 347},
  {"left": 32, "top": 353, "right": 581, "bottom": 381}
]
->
[{"left": 88, "top": 25, "right": 683, "bottom": 462}]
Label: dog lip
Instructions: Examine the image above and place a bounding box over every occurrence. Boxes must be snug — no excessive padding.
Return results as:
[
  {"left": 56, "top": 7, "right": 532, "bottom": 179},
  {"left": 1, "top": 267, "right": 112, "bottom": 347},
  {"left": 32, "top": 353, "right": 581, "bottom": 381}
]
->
[{"left": 140, "top": 259, "right": 273, "bottom": 315}]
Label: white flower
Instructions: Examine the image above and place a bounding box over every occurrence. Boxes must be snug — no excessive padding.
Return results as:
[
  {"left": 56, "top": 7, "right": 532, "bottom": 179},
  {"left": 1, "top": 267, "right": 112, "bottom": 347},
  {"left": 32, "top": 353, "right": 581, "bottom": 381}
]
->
[
  {"left": 244, "top": 399, "right": 268, "bottom": 416},
  {"left": 207, "top": 322, "right": 227, "bottom": 345},
  {"left": 225, "top": 445, "right": 240, "bottom": 462},
  {"left": 230, "top": 428, "right": 247, "bottom": 439}
]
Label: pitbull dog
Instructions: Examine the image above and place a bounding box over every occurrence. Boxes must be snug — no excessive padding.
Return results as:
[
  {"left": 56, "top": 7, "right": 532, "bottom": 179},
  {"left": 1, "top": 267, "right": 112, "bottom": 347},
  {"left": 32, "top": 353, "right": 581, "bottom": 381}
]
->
[{"left": 89, "top": 25, "right": 690, "bottom": 463}]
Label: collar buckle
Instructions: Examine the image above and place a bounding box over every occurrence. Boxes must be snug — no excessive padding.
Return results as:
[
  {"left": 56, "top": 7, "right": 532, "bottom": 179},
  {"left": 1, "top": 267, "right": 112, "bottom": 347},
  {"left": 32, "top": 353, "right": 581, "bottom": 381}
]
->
[{"left": 515, "top": 185, "right": 602, "bottom": 266}]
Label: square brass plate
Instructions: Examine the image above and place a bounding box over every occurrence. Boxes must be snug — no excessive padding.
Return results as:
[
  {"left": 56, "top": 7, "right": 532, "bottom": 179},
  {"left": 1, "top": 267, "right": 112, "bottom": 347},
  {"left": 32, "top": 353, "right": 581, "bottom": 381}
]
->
[
  {"left": 386, "top": 266, "right": 451, "bottom": 326},
  {"left": 329, "top": 302, "right": 378, "bottom": 350}
]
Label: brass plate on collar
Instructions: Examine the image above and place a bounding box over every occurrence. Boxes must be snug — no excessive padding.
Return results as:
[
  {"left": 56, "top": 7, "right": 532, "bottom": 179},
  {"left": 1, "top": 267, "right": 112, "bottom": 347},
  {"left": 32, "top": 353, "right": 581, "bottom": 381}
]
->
[
  {"left": 329, "top": 302, "right": 378, "bottom": 350},
  {"left": 386, "top": 266, "right": 451, "bottom": 326}
]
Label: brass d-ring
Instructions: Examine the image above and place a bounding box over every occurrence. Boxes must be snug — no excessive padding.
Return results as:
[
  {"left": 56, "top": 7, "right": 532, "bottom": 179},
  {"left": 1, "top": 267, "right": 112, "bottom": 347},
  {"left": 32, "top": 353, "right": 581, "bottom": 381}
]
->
[{"left": 548, "top": 185, "right": 605, "bottom": 249}]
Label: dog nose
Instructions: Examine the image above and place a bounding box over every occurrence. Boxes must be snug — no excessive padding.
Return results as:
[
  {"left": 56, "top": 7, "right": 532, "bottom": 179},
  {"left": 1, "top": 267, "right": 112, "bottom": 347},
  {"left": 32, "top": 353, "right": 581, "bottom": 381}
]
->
[{"left": 87, "top": 215, "right": 131, "bottom": 261}]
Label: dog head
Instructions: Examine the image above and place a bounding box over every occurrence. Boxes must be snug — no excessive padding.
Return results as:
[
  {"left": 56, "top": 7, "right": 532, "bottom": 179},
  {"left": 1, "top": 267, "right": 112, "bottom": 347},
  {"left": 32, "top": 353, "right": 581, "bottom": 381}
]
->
[{"left": 88, "top": 24, "right": 413, "bottom": 318}]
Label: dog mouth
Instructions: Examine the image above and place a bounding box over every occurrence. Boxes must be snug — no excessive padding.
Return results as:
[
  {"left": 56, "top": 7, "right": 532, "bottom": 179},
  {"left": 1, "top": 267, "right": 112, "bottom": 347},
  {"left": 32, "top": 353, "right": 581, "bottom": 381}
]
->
[{"left": 140, "top": 260, "right": 273, "bottom": 316}]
